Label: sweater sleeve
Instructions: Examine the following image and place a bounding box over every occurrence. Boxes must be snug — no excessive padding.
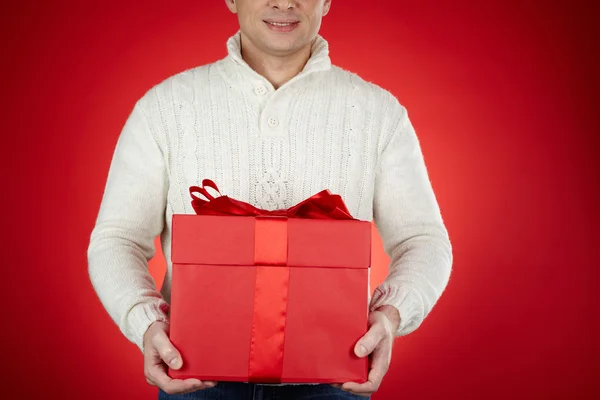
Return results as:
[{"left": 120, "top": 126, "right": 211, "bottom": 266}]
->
[
  {"left": 87, "top": 99, "right": 170, "bottom": 353},
  {"left": 369, "top": 99, "right": 453, "bottom": 337}
]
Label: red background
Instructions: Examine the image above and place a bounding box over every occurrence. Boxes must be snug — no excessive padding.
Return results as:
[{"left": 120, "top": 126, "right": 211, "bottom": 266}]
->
[{"left": 2, "top": 0, "right": 598, "bottom": 399}]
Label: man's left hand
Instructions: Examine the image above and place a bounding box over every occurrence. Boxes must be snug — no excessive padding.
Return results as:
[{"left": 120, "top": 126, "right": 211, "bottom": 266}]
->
[{"left": 333, "top": 305, "right": 400, "bottom": 397}]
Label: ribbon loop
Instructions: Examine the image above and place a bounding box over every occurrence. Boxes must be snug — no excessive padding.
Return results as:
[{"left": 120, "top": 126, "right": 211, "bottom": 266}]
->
[{"left": 189, "top": 179, "right": 223, "bottom": 203}]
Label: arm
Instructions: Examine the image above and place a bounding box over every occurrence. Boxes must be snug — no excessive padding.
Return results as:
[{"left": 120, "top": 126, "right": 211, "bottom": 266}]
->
[
  {"left": 87, "top": 99, "right": 170, "bottom": 353},
  {"left": 369, "top": 99, "right": 453, "bottom": 337}
]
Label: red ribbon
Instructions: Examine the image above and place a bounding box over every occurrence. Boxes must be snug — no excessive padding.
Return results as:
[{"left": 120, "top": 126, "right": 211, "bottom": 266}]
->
[
  {"left": 189, "top": 179, "right": 356, "bottom": 221},
  {"left": 188, "top": 179, "right": 355, "bottom": 383}
]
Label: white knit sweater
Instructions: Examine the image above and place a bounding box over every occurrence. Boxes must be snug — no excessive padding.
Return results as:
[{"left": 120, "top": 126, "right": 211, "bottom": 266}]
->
[{"left": 87, "top": 30, "right": 453, "bottom": 354}]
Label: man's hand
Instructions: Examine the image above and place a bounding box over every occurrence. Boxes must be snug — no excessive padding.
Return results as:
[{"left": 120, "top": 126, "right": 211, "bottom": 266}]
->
[
  {"left": 333, "top": 305, "right": 400, "bottom": 397},
  {"left": 143, "top": 321, "right": 218, "bottom": 395}
]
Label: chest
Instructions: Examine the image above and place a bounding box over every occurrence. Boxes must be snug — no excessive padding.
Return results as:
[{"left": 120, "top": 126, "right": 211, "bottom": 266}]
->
[{"left": 165, "top": 82, "right": 379, "bottom": 221}]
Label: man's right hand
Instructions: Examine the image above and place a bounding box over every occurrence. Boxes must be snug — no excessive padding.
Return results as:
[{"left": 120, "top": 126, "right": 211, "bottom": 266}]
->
[{"left": 143, "top": 320, "right": 218, "bottom": 395}]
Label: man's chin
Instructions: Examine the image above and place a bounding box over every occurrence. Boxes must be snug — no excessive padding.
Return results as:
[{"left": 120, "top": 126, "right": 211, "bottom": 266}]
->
[{"left": 261, "top": 41, "right": 300, "bottom": 56}]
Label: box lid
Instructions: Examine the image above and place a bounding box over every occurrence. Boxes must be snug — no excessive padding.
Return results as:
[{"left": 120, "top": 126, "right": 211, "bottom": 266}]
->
[{"left": 171, "top": 214, "right": 371, "bottom": 269}]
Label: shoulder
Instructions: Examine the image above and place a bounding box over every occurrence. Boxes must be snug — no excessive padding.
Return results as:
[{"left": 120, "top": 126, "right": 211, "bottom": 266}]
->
[
  {"left": 329, "top": 64, "right": 407, "bottom": 118},
  {"left": 136, "top": 60, "right": 221, "bottom": 110},
  {"left": 139, "top": 62, "right": 211, "bottom": 105},
  {"left": 129, "top": 60, "right": 221, "bottom": 149},
  {"left": 329, "top": 65, "right": 412, "bottom": 154}
]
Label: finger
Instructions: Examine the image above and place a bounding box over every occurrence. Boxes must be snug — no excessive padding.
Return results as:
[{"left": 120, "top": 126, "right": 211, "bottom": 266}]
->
[
  {"left": 342, "top": 380, "right": 376, "bottom": 396},
  {"left": 354, "top": 322, "right": 386, "bottom": 358},
  {"left": 176, "top": 380, "right": 217, "bottom": 395},
  {"left": 152, "top": 330, "right": 183, "bottom": 369},
  {"left": 148, "top": 362, "right": 205, "bottom": 395},
  {"left": 334, "top": 383, "right": 369, "bottom": 398},
  {"left": 164, "top": 381, "right": 214, "bottom": 395},
  {"left": 343, "top": 341, "right": 391, "bottom": 395},
  {"left": 366, "top": 338, "right": 391, "bottom": 389}
]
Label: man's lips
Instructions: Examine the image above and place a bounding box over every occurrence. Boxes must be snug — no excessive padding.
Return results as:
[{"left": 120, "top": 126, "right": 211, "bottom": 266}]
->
[
  {"left": 263, "top": 20, "right": 300, "bottom": 32},
  {"left": 263, "top": 20, "right": 300, "bottom": 25}
]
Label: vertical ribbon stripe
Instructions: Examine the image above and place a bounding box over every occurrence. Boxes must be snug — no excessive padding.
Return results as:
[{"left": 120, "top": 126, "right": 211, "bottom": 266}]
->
[{"left": 248, "top": 216, "right": 289, "bottom": 383}]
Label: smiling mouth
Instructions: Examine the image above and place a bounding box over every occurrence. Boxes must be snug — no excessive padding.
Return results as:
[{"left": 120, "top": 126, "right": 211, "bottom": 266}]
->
[{"left": 264, "top": 21, "right": 300, "bottom": 27}]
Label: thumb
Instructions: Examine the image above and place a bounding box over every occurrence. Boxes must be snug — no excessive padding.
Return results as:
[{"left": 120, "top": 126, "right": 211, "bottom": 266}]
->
[
  {"left": 354, "top": 326, "right": 384, "bottom": 358},
  {"left": 154, "top": 330, "right": 183, "bottom": 369}
]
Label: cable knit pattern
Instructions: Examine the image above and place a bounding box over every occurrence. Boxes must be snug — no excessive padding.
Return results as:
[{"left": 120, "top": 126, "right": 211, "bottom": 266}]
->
[{"left": 87, "top": 30, "right": 453, "bottom": 354}]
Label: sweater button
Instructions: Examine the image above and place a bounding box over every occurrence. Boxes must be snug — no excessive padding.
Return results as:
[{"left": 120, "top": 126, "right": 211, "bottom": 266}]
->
[
  {"left": 267, "top": 117, "right": 279, "bottom": 128},
  {"left": 254, "top": 86, "right": 267, "bottom": 95}
]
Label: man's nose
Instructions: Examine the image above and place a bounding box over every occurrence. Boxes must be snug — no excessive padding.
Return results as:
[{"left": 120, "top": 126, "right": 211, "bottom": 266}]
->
[{"left": 269, "top": 0, "right": 296, "bottom": 10}]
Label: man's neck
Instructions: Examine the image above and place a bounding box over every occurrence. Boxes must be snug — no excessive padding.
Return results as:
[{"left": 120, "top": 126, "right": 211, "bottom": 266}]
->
[{"left": 240, "top": 33, "right": 312, "bottom": 90}]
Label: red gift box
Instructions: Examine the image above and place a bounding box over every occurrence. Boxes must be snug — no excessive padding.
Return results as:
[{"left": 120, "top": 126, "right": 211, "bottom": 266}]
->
[{"left": 168, "top": 179, "right": 370, "bottom": 384}]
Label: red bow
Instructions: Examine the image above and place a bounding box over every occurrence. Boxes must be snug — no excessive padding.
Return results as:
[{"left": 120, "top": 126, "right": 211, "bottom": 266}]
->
[{"left": 189, "top": 179, "right": 355, "bottom": 220}]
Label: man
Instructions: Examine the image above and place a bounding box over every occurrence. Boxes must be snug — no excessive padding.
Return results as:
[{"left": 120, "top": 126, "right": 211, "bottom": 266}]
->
[{"left": 87, "top": 0, "right": 453, "bottom": 399}]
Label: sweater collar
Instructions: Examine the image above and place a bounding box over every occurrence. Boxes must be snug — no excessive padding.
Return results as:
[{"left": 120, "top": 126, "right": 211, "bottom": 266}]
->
[{"left": 220, "top": 30, "right": 332, "bottom": 89}]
